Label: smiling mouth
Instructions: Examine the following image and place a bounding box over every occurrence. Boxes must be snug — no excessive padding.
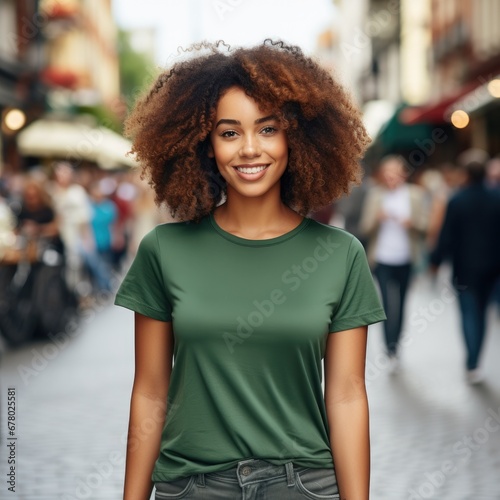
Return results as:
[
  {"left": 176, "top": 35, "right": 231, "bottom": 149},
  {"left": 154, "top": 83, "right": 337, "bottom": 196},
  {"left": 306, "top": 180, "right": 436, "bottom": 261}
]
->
[{"left": 234, "top": 165, "right": 269, "bottom": 174}]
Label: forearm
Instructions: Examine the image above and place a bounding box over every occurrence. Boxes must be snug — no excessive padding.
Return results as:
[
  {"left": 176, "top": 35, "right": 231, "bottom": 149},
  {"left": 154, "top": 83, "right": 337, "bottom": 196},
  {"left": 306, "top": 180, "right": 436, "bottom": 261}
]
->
[
  {"left": 39, "top": 221, "right": 60, "bottom": 238},
  {"left": 359, "top": 209, "right": 378, "bottom": 237},
  {"left": 124, "top": 391, "right": 167, "bottom": 500},
  {"left": 328, "top": 396, "right": 370, "bottom": 500}
]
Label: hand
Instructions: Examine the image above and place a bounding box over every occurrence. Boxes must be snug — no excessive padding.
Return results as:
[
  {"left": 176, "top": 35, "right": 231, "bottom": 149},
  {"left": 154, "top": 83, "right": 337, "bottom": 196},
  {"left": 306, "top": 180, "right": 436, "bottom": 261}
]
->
[
  {"left": 21, "top": 220, "right": 39, "bottom": 238},
  {"left": 400, "top": 218, "right": 412, "bottom": 229},
  {"left": 378, "top": 210, "right": 388, "bottom": 222},
  {"left": 428, "top": 264, "right": 439, "bottom": 288}
]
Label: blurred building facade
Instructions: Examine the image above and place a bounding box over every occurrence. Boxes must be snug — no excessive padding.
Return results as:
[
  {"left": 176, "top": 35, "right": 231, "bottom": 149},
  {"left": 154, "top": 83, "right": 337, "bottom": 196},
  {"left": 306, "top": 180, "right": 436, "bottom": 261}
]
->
[
  {"left": 0, "top": 0, "right": 121, "bottom": 173},
  {"left": 0, "top": 0, "right": 45, "bottom": 173},
  {"left": 414, "top": 0, "right": 500, "bottom": 154},
  {"left": 327, "top": 0, "right": 500, "bottom": 165},
  {"left": 40, "top": 0, "right": 119, "bottom": 110}
]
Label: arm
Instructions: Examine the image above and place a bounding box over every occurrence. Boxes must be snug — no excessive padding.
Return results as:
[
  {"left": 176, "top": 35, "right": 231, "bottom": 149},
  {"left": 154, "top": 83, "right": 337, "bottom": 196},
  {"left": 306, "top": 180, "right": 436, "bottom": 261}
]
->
[
  {"left": 359, "top": 190, "right": 381, "bottom": 238},
  {"left": 124, "top": 313, "right": 174, "bottom": 500},
  {"left": 408, "top": 185, "right": 429, "bottom": 234},
  {"left": 429, "top": 197, "right": 455, "bottom": 269},
  {"left": 324, "top": 326, "right": 369, "bottom": 500}
]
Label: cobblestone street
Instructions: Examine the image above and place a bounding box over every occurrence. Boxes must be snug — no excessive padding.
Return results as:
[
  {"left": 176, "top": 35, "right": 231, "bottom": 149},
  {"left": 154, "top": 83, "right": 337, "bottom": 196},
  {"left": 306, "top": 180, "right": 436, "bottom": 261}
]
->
[{"left": 1, "top": 272, "right": 499, "bottom": 500}]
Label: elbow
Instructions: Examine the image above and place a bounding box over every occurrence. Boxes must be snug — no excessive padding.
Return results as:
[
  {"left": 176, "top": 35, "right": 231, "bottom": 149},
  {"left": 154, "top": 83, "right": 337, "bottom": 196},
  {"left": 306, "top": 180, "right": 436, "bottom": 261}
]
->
[{"left": 325, "top": 377, "right": 368, "bottom": 408}]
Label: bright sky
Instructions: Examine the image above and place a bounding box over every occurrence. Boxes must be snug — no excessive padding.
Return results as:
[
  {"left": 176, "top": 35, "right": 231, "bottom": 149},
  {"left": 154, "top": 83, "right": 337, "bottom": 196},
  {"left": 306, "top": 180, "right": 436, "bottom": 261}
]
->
[{"left": 113, "top": 0, "right": 335, "bottom": 66}]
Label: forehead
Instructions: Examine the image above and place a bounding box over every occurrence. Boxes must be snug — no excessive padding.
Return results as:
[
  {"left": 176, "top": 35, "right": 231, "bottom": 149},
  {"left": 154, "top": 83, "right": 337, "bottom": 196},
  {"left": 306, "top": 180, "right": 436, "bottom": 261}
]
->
[
  {"left": 381, "top": 159, "right": 405, "bottom": 175},
  {"left": 215, "top": 87, "right": 271, "bottom": 117}
]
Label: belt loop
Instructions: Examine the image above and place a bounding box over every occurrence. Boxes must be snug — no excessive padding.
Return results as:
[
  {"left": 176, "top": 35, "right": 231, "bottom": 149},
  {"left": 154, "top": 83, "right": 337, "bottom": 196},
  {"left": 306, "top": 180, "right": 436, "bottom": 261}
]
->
[
  {"left": 286, "top": 462, "right": 295, "bottom": 487},
  {"left": 196, "top": 473, "right": 206, "bottom": 487}
]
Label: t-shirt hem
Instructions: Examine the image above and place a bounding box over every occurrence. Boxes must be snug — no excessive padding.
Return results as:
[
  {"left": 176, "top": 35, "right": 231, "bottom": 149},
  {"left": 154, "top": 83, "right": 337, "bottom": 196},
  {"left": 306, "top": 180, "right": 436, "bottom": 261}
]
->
[
  {"left": 329, "top": 308, "right": 386, "bottom": 333},
  {"left": 114, "top": 294, "right": 172, "bottom": 322},
  {"left": 152, "top": 456, "right": 335, "bottom": 482}
]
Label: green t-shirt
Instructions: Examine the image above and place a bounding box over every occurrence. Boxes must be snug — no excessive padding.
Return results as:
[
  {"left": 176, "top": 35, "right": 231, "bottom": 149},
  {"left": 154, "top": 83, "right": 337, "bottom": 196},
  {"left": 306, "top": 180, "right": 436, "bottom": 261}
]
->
[{"left": 115, "top": 213, "right": 385, "bottom": 482}]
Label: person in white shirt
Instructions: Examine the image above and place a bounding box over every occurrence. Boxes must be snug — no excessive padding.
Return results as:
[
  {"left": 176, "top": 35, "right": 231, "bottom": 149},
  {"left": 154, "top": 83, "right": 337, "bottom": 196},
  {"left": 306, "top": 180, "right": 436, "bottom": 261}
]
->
[
  {"left": 360, "top": 156, "right": 428, "bottom": 370},
  {"left": 50, "top": 162, "right": 93, "bottom": 293}
]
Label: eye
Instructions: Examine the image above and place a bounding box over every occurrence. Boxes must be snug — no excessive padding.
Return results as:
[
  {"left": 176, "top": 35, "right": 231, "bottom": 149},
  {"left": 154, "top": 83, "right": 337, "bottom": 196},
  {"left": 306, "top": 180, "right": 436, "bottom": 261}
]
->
[
  {"left": 220, "top": 130, "right": 238, "bottom": 138},
  {"left": 261, "top": 126, "right": 277, "bottom": 135}
]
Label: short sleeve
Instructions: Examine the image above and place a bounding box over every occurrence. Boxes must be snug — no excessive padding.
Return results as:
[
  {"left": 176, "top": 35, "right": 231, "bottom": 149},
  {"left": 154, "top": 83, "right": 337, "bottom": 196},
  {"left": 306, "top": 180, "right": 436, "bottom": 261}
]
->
[
  {"left": 329, "top": 237, "right": 386, "bottom": 333},
  {"left": 114, "top": 227, "right": 172, "bottom": 321}
]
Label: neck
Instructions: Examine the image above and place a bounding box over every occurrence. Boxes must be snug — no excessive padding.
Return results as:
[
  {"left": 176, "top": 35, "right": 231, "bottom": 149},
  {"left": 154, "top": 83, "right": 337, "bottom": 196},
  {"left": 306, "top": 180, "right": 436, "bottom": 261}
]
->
[{"left": 214, "top": 184, "right": 300, "bottom": 239}]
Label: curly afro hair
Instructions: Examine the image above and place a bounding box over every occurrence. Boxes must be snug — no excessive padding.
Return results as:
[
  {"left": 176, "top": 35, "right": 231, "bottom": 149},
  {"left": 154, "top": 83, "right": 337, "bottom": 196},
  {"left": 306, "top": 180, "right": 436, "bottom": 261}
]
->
[{"left": 125, "top": 39, "right": 370, "bottom": 221}]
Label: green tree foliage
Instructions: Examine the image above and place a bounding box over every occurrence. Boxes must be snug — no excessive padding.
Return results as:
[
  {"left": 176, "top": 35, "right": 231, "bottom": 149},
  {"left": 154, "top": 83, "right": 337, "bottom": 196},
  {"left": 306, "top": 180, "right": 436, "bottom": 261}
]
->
[{"left": 118, "top": 29, "right": 157, "bottom": 110}]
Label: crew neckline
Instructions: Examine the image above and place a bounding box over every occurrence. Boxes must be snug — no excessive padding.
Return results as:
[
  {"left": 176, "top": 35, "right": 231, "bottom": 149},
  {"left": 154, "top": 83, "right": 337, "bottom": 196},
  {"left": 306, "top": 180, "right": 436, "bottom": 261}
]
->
[{"left": 208, "top": 212, "right": 311, "bottom": 247}]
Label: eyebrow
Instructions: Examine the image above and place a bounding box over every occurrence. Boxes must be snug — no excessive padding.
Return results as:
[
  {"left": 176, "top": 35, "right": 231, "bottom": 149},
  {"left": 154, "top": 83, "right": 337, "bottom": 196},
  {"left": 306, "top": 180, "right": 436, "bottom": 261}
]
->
[{"left": 215, "top": 115, "right": 278, "bottom": 128}]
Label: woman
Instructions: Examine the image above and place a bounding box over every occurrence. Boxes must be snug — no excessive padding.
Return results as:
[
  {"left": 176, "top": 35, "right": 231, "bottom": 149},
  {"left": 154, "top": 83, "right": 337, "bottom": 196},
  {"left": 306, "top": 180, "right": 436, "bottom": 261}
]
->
[
  {"left": 17, "top": 177, "right": 62, "bottom": 252},
  {"left": 115, "top": 40, "right": 386, "bottom": 500},
  {"left": 360, "top": 155, "right": 427, "bottom": 371}
]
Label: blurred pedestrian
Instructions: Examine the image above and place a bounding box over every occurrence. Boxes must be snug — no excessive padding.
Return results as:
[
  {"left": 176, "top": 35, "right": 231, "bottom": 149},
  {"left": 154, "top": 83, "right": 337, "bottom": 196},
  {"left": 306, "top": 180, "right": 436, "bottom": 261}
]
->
[
  {"left": 430, "top": 151, "right": 500, "bottom": 384},
  {"left": 110, "top": 173, "right": 136, "bottom": 270},
  {"left": 0, "top": 176, "right": 77, "bottom": 345},
  {"left": 486, "top": 156, "right": 500, "bottom": 310},
  {"left": 0, "top": 180, "right": 16, "bottom": 262},
  {"left": 486, "top": 155, "right": 500, "bottom": 190},
  {"left": 115, "top": 41, "right": 385, "bottom": 500},
  {"left": 84, "top": 180, "right": 118, "bottom": 292},
  {"left": 17, "top": 177, "right": 64, "bottom": 255},
  {"left": 360, "top": 155, "right": 428, "bottom": 370},
  {"left": 425, "top": 162, "right": 466, "bottom": 250},
  {"left": 336, "top": 173, "right": 372, "bottom": 246},
  {"left": 50, "top": 162, "right": 93, "bottom": 296}
]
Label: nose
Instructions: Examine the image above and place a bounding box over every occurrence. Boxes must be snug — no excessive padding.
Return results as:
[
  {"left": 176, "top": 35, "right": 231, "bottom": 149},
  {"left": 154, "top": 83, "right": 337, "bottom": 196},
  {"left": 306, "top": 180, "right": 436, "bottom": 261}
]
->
[{"left": 240, "top": 133, "right": 261, "bottom": 158}]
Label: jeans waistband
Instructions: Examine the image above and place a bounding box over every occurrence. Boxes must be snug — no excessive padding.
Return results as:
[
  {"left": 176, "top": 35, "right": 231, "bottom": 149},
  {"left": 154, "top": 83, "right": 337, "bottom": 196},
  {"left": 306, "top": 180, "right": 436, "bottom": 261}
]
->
[{"left": 204, "top": 459, "right": 309, "bottom": 488}]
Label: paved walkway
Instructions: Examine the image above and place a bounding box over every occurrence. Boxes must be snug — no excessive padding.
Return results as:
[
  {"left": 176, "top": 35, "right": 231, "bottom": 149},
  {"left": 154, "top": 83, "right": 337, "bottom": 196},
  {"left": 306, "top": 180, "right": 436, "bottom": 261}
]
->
[
  {"left": 368, "top": 271, "right": 500, "bottom": 500},
  {"left": 1, "top": 272, "right": 499, "bottom": 499}
]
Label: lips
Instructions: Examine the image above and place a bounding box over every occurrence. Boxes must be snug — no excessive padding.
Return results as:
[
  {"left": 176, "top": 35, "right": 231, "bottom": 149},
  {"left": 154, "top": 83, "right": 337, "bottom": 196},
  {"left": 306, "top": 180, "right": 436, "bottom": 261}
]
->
[
  {"left": 236, "top": 165, "right": 267, "bottom": 174},
  {"left": 233, "top": 164, "right": 269, "bottom": 181}
]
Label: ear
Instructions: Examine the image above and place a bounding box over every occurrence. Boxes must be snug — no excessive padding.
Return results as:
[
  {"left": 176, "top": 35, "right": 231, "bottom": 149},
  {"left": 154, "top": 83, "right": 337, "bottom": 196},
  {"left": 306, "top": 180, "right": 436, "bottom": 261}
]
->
[{"left": 208, "top": 142, "right": 215, "bottom": 158}]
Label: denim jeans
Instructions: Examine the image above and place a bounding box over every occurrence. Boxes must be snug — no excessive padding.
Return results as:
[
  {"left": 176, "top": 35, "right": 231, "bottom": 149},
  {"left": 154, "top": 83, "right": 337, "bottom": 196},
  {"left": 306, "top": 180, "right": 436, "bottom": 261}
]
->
[
  {"left": 374, "top": 262, "right": 412, "bottom": 355},
  {"left": 154, "top": 459, "right": 339, "bottom": 499},
  {"left": 458, "top": 287, "right": 490, "bottom": 370}
]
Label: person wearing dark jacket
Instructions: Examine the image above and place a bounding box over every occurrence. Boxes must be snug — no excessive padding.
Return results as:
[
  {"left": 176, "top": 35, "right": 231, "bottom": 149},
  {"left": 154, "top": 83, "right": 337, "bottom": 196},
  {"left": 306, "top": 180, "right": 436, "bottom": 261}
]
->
[{"left": 430, "top": 155, "right": 500, "bottom": 384}]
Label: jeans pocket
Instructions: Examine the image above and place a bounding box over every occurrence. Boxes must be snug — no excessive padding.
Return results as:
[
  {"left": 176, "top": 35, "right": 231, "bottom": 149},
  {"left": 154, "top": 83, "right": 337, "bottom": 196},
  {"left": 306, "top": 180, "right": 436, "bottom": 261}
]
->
[
  {"left": 295, "top": 467, "right": 340, "bottom": 500},
  {"left": 155, "top": 476, "right": 196, "bottom": 498}
]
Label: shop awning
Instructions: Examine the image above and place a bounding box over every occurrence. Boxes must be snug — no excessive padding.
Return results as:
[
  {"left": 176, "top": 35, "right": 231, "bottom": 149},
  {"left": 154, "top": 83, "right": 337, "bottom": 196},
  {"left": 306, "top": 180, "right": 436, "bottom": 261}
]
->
[
  {"left": 17, "top": 117, "right": 137, "bottom": 169},
  {"left": 373, "top": 103, "right": 433, "bottom": 151},
  {"left": 400, "top": 80, "right": 484, "bottom": 125}
]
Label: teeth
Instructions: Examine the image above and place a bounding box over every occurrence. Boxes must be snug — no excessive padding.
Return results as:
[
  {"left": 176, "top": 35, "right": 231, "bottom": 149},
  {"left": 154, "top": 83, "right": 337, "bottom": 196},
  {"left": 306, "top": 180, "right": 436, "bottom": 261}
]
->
[{"left": 236, "top": 165, "right": 267, "bottom": 174}]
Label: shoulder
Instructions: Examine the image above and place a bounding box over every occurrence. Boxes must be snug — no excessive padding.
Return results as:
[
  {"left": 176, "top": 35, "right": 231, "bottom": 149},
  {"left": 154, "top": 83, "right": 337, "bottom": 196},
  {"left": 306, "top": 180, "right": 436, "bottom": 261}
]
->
[
  {"left": 486, "top": 186, "right": 500, "bottom": 202},
  {"left": 68, "top": 184, "right": 88, "bottom": 198},
  {"left": 305, "top": 219, "right": 365, "bottom": 256},
  {"left": 155, "top": 217, "right": 207, "bottom": 237},
  {"left": 365, "top": 185, "right": 384, "bottom": 200},
  {"left": 408, "top": 183, "right": 425, "bottom": 197},
  {"left": 142, "top": 217, "right": 209, "bottom": 248}
]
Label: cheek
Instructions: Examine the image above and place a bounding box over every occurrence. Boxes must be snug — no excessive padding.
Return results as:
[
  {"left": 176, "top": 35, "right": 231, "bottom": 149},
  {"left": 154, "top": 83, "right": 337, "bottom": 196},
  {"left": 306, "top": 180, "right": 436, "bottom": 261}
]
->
[
  {"left": 211, "top": 140, "right": 233, "bottom": 164},
  {"left": 273, "top": 135, "right": 289, "bottom": 163},
  {"left": 274, "top": 142, "right": 289, "bottom": 166}
]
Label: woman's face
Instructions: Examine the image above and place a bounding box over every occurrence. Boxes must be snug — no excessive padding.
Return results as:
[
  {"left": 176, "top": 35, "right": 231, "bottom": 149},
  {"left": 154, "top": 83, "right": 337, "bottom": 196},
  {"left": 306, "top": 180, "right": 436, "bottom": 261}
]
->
[
  {"left": 209, "top": 87, "right": 288, "bottom": 201},
  {"left": 23, "top": 185, "right": 43, "bottom": 208},
  {"left": 379, "top": 159, "right": 407, "bottom": 190}
]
